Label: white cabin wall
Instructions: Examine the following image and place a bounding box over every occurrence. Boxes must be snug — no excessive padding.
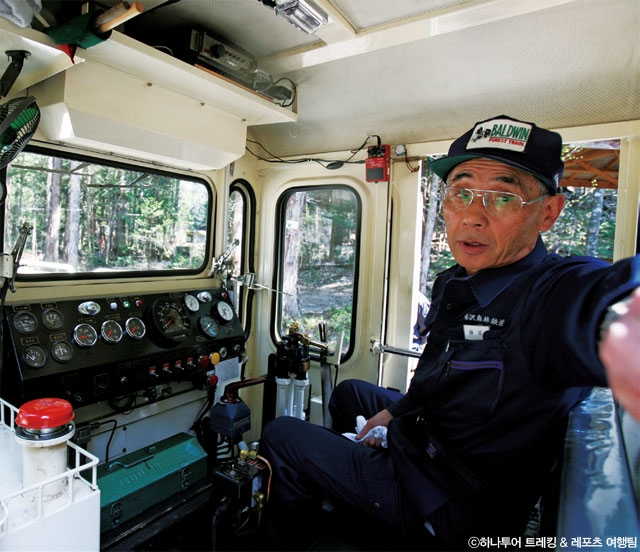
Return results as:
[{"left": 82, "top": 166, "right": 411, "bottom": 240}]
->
[
  {"left": 227, "top": 142, "right": 430, "bottom": 431},
  {"left": 614, "top": 135, "right": 640, "bottom": 261},
  {"left": 213, "top": 140, "right": 265, "bottom": 442},
  {"left": 380, "top": 159, "right": 424, "bottom": 393},
  {"left": 231, "top": 152, "right": 389, "bottom": 431}
]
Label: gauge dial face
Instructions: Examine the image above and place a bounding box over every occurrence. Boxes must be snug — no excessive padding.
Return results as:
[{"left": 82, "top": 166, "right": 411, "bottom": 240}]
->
[
  {"left": 23, "top": 344, "right": 47, "bottom": 368},
  {"left": 152, "top": 300, "right": 191, "bottom": 343},
  {"left": 101, "top": 320, "right": 124, "bottom": 344},
  {"left": 125, "top": 316, "right": 146, "bottom": 339},
  {"left": 42, "top": 308, "right": 64, "bottom": 331},
  {"left": 73, "top": 323, "right": 98, "bottom": 347},
  {"left": 199, "top": 315, "right": 220, "bottom": 338},
  {"left": 197, "top": 291, "right": 212, "bottom": 303},
  {"left": 184, "top": 294, "right": 200, "bottom": 312},
  {"left": 13, "top": 311, "right": 38, "bottom": 334},
  {"left": 214, "top": 301, "right": 235, "bottom": 323},
  {"left": 51, "top": 340, "right": 74, "bottom": 363}
]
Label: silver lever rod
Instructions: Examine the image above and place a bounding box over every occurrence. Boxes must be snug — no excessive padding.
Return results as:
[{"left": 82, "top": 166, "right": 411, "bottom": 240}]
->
[{"left": 370, "top": 338, "right": 422, "bottom": 359}]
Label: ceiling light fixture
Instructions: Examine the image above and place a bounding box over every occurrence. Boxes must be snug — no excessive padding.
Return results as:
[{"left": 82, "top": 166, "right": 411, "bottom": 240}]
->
[{"left": 273, "top": 0, "right": 328, "bottom": 34}]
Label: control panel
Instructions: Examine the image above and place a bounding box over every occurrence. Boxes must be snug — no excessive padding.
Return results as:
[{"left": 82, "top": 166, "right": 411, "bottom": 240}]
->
[{"left": 1, "top": 288, "right": 245, "bottom": 408}]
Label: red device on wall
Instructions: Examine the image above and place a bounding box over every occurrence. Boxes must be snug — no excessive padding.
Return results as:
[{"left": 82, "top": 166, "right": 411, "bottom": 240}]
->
[{"left": 365, "top": 144, "right": 390, "bottom": 182}]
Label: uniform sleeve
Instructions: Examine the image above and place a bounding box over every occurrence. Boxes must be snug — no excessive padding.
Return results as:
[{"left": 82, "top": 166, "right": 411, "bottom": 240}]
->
[
  {"left": 524, "top": 255, "right": 640, "bottom": 388},
  {"left": 386, "top": 393, "right": 418, "bottom": 418}
]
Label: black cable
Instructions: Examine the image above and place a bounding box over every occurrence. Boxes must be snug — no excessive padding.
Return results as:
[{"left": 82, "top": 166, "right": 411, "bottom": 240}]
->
[
  {"left": 345, "top": 134, "right": 380, "bottom": 163},
  {"left": 194, "top": 386, "right": 216, "bottom": 424},
  {"left": 245, "top": 139, "right": 307, "bottom": 164},
  {"left": 245, "top": 135, "right": 380, "bottom": 169},
  {"left": 272, "top": 77, "right": 296, "bottom": 108},
  {"left": 192, "top": 387, "right": 216, "bottom": 448},
  {"left": 102, "top": 419, "right": 118, "bottom": 465},
  {"left": 211, "top": 497, "right": 231, "bottom": 551},
  {"left": 88, "top": 418, "right": 118, "bottom": 465},
  {"left": 253, "top": 73, "right": 297, "bottom": 106}
]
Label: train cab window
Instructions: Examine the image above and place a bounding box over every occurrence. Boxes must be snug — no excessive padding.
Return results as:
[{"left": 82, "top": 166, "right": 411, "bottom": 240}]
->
[
  {"left": 276, "top": 186, "right": 360, "bottom": 355},
  {"left": 3, "top": 148, "right": 211, "bottom": 277}
]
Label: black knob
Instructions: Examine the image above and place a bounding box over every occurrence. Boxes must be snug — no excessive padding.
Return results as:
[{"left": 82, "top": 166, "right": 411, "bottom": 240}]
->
[{"left": 211, "top": 44, "right": 225, "bottom": 59}]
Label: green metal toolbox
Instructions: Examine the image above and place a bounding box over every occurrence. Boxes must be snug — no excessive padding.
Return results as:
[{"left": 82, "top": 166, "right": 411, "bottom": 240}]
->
[{"left": 97, "top": 432, "right": 208, "bottom": 532}]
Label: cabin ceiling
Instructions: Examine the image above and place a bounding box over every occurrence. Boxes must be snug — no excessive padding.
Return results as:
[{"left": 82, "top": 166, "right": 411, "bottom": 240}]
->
[{"left": 40, "top": 0, "right": 640, "bottom": 161}]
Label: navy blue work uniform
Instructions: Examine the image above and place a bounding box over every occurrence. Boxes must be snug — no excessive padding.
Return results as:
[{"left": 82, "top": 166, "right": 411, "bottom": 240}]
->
[{"left": 260, "top": 237, "right": 640, "bottom": 549}]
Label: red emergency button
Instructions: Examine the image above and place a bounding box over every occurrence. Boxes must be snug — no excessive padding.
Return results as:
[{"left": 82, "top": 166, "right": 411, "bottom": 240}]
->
[{"left": 16, "top": 398, "right": 75, "bottom": 430}]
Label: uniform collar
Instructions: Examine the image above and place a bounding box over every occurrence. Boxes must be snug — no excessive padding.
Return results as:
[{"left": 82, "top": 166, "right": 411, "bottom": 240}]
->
[{"left": 450, "top": 237, "right": 549, "bottom": 307}]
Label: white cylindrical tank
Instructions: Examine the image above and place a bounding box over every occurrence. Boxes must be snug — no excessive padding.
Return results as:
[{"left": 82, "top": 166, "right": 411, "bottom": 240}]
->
[{"left": 14, "top": 398, "right": 76, "bottom": 500}]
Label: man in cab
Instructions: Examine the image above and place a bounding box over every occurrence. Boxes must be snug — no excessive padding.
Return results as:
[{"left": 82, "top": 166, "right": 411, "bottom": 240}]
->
[{"left": 259, "top": 115, "right": 640, "bottom": 550}]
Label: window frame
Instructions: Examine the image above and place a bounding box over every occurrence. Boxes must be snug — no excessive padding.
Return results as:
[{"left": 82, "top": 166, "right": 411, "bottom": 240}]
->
[
  {"left": 3, "top": 144, "right": 214, "bottom": 282},
  {"left": 271, "top": 183, "right": 362, "bottom": 361},
  {"left": 228, "top": 179, "right": 256, "bottom": 333}
]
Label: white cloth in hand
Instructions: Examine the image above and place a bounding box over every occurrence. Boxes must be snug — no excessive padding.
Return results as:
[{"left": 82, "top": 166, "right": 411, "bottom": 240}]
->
[{"left": 342, "top": 415, "right": 388, "bottom": 448}]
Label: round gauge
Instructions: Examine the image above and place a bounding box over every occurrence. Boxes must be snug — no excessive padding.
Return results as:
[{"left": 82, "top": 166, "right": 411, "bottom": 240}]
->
[
  {"left": 184, "top": 294, "right": 200, "bottom": 312},
  {"left": 51, "top": 340, "right": 74, "bottom": 363},
  {"left": 13, "top": 311, "right": 38, "bottom": 334},
  {"left": 214, "top": 301, "right": 235, "bottom": 323},
  {"left": 42, "top": 308, "right": 64, "bottom": 331},
  {"left": 197, "top": 291, "right": 212, "bottom": 303},
  {"left": 101, "top": 320, "right": 124, "bottom": 344},
  {"left": 151, "top": 300, "right": 192, "bottom": 343},
  {"left": 23, "top": 344, "right": 47, "bottom": 369},
  {"left": 73, "top": 323, "right": 98, "bottom": 347},
  {"left": 199, "top": 315, "right": 220, "bottom": 338},
  {"left": 125, "top": 317, "right": 146, "bottom": 340}
]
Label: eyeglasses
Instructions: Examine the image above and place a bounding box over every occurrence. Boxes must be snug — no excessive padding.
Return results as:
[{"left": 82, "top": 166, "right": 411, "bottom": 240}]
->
[{"left": 442, "top": 186, "right": 548, "bottom": 217}]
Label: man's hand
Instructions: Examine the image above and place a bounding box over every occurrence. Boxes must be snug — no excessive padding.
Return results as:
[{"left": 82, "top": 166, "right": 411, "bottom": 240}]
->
[
  {"left": 355, "top": 409, "right": 393, "bottom": 448},
  {"left": 600, "top": 288, "right": 640, "bottom": 421}
]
